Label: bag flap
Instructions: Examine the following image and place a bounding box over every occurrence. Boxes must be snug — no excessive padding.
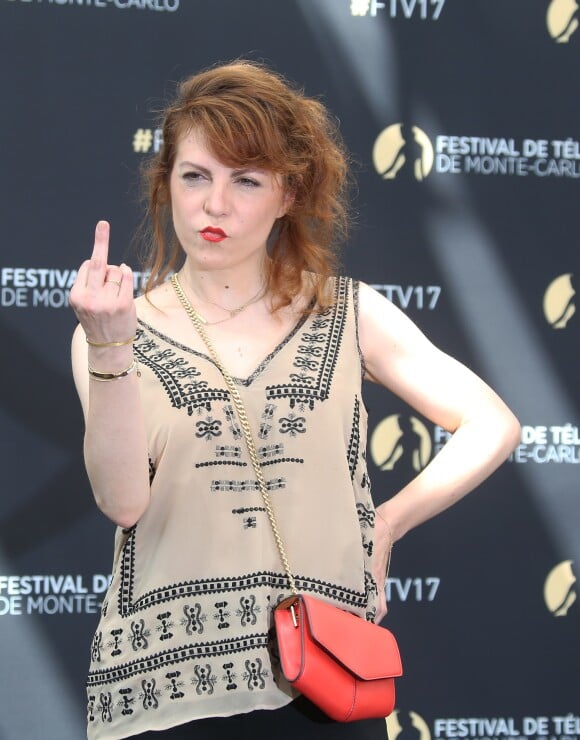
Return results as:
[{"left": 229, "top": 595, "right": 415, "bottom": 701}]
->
[{"left": 301, "top": 594, "right": 403, "bottom": 680}]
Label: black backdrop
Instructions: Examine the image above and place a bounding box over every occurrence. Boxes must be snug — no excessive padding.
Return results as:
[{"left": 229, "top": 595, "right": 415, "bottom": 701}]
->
[{"left": 1, "top": 2, "right": 578, "bottom": 739}]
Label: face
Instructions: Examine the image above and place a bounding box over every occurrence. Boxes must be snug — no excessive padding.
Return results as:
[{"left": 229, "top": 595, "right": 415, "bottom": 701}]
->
[{"left": 169, "top": 131, "right": 291, "bottom": 273}]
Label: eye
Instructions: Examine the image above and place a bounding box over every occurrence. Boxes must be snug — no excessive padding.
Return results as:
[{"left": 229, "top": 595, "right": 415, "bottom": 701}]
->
[
  {"left": 182, "top": 171, "right": 204, "bottom": 183},
  {"left": 236, "top": 176, "right": 260, "bottom": 188}
]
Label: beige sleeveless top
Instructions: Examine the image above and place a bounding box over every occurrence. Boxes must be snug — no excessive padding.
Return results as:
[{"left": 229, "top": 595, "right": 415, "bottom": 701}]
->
[{"left": 86, "top": 277, "right": 379, "bottom": 739}]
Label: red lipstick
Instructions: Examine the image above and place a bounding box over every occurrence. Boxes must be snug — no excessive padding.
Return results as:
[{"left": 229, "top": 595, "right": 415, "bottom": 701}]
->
[{"left": 200, "top": 227, "right": 227, "bottom": 243}]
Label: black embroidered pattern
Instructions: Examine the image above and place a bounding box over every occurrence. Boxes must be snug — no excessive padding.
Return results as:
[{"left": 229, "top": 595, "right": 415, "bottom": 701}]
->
[
  {"left": 364, "top": 570, "right": 378, "bottom": 623},
  {"left": 195, "top": 417, "right": 222, "bottom": 440},
  {"left": 223, "top": 404, "right": 242, "bottom": 439},
  {"left": 182, "top": 604, "right": 206, "bottom": 636},
  {"left": 216, "top": 445, "right": 243, "bottom": 458},
  {"left": 130, "top": 620, "right": 150, "bottom": 651},
  {"left": 89, "top": 655, "right": 273, "bottom": 726},
  {"left": 107, "top": 629, "right": 123, "bottom": 658},
  {"left": 258, "top": 443, "right": 284, "bottom": 459},
  {"left": 278, "top": 413, "right": 307, "bottom": 436},
  {"left": 155, "top": 612, "right": 174, "bottom": 641},
  {"left": 347, "top": 396, "right": 361, "bottom": 480},
  {"left": 98, "top": 692, "right": 113, "bottom": 723},
  {"left": 237, "top": 595, "right": 261, "bottom": 627},
  {"left": 357, "top": 502, "right": 376, "bottom": 529},
  {"left": 210, "top": 477, "right": 286, "bottom": 492},
  {"left": 260, "top": 457, "right": 304, "bottom": 467},
  {"left": 134, "top": 325, "right": 229, "bottom": 414},
  {"left": 148, "top": 458, "right": 156, "bottom": 484},
  {"left": 210, "top": 479, "right": 259, "bottom": 493},
  {"left": 243, "top": 658, "right": 268, "bottom": 690},
  {"left": 265, "top": 277, "right": 349, "bottom": 409},
  {"left": 192, "top": 664, "right": 217, "bottom": 695},
  {"left": 117, "top": 529, "right": 366, "bottom": 616},
  {"left": 258, "top": 404, "right": 277, "bottom": 439},
  {"left": 196, "top": 460, "right": 247, "bottom": 468},
  {"left": 91, "top": 631, "right": 103, "bottom": 663},
  {"left": 352, "top": 279, "right": 367, "bottom": 377},
  {"left": 213, "top": 601, "right": 231, "bottom": 630},
  {"left": 87, "top": 634, "right": 271, "bottom": 686},
  {"left": 232, "top": 507, "right": 267, "bottom": 514},
  {"left": 140, "top": 678, "right": 160, "bottom": 710},
  {"left": 222, "top": 662, "right": 238, "bottom": 691},
  {"left": 118, "top": 687, "right": 135, "bottom": 715},
  {"left": 255, "top": 445, "right": 303, "bottom": 467},
  {"left": 165, "top": 670, "right": 186, "bottom": 700}
]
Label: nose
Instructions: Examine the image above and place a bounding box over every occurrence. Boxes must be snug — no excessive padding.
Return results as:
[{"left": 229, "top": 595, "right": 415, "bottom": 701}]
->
[{"left": 203, "top": 180, "right": 230, "bottom": 218}]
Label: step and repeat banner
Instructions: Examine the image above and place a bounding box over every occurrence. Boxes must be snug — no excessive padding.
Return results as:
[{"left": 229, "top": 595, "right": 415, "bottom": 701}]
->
[{"left": 0, "top": 1, "right": 578, "bottom": 738}]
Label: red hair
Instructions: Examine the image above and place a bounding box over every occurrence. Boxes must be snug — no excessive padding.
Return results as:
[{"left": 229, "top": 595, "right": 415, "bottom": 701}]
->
[{"left": 139, "top": 60, "right": 351, "bottom": 311}]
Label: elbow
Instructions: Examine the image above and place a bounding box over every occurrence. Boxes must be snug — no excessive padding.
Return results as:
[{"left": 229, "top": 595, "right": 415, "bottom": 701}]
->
[
  {"left": 501, "top": 410, "right": 521, "bottom": 457},
  {"left": 110, "top": 510, "right": 144, "bottom": 530},
  {"left": 94, "top": 493, "right": 150, "bottom": 529}
]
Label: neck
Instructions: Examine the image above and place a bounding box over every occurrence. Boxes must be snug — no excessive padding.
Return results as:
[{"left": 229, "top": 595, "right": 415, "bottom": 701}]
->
[{"left": 179, "top": 261, "right": 269, "bottom": 313}]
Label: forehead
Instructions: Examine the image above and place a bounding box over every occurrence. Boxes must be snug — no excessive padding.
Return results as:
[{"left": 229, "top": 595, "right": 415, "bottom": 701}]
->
[
  {"left": 174, "top": 130, "right": 221, "bottom": 162},
  {"left": 173, "top": 129, "right": 284, "bottom": 185}
]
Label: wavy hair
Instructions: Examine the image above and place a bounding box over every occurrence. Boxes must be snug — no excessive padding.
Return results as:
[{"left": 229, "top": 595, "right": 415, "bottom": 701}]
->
[{"left": 139, "top": 60, "right": 351, "bottom": 311}]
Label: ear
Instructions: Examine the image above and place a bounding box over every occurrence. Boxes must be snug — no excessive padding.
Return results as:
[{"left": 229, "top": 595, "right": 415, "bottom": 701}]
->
[{"left": 277, "top": 188, "right": 295, "bottom": 219}]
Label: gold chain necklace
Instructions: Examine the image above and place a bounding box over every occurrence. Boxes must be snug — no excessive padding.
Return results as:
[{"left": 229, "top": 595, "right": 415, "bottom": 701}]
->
[{"left": 175, "top": 272, "right": 266, "bottom": 326}]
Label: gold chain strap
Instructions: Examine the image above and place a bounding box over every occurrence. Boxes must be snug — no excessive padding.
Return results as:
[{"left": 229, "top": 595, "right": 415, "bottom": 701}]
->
[{"left": 171, "top": 273, "right": 298, "bottom": 596}]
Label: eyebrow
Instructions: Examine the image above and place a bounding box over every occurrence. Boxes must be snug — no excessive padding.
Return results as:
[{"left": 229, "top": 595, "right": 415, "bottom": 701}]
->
[{"left": 177, "top": 161, "right": 261, "bottom": 177}]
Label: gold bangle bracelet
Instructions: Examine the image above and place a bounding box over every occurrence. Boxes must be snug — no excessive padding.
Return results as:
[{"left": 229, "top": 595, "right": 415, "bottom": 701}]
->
[
  {"left": 86, "top": 334, "right": 138, "bottom": 348},
  {"left": 88, "top": 358, "right": 138, "bottom": 382}
]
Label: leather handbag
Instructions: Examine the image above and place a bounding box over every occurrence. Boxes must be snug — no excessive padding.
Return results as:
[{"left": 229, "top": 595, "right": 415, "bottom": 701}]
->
[
  {"left": 172, "top": 274, "right": 403, "bottom": 722},
  {"left": 275, "top": 593, "right": 402, "bottom": 721}
]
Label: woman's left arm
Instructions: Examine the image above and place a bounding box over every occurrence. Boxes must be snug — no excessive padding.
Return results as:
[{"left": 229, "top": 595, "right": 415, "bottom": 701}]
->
[{"left": 358, "top": 282, "right": 521, "bottom": 615}]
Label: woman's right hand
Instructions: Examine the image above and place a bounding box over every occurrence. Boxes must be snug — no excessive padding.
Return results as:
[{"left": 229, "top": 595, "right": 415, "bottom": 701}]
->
[
  {"left": 69, "top": 221, "right": 136, "bottom": 344},
  {"left": 70, "top": 222, "right": 150, "bottom": 528}
]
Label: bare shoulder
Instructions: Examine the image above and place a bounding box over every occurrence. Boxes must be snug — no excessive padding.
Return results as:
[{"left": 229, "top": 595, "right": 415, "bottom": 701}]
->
[
  {"left": 356, "top": 279, "right": 444, "bottom": 389},
  {"left": 357, "top": 280, "right": 425, "bottom": 343}
]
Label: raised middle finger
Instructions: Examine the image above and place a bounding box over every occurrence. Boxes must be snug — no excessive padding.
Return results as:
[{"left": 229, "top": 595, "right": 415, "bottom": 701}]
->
[{"left": 86, "top": 221, "right": 111, "bottom": 290}]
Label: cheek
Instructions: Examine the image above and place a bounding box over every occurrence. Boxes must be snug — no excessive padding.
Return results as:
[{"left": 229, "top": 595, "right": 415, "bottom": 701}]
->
[
  {"left": 170, "top": 203, "right": 181, "bottom": 228},
  {"left": 170, "top": 193, "right": 189, "bottom": 224}
]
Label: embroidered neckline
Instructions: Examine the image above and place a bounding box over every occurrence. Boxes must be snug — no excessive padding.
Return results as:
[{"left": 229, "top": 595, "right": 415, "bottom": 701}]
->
[{"left": 136, "top": 309, "right": 311, "bottom": 386}]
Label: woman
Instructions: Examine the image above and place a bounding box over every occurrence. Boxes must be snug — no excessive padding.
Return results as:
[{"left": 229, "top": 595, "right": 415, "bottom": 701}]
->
[{"left": 70, "top": 61, "right": 520, "bottom": 740}]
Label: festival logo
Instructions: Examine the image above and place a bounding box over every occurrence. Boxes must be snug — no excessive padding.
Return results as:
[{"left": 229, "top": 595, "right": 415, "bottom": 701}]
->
[
  {"left": 373, "top": 124, "right": 434, "bottom": 182},
  {"left": 544, "top": 561, "right": 577, "bottom": 616},
  {"left": 371, "top": 284, "right": 442, "bottom": 311},
  {"left": 546, "top": 0, "right": 579, "bottom": 43},
  {"left": 434, "top": 716, "right": 580, "bottom": 740},
  {"left": 374, "top": 126, "right": 580, "bottom": 180},
  {"left": 388, "top": 712, "right": 580, "bottom": 740},
  {"left": 0, "top": 574, "right": 110, "bottom": 617},
  {"left": 370, "top": 415, "right": 432, "bottom": 473},
  {"left": 132, "top": 127, "right": 164, "bottom": 154},
  {"left": 6, "top": 0, "right": 180, "bottom": 11},
  {"left": 387, "top": 709, "right": 431, "bottom": 740},
  {"left": 509, "top": 424, "right": 580, "bottom": 464},
  {"left": 350, "top": 0, "right": 446, "bottom": 19},
  {"left": 543, "top": 274, "right": 576, "bottom": 329},
  {"left": 386, "top": 577, "right": 441, "bottom": 604},
  {"left": 0, "top": 267, "right": 149, "bottom": 309}
]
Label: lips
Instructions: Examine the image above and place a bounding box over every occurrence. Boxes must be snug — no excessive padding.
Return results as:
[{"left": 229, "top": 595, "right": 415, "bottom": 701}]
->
[{"left": 200, "top": 227, "right": 227, "bottom": 243}]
